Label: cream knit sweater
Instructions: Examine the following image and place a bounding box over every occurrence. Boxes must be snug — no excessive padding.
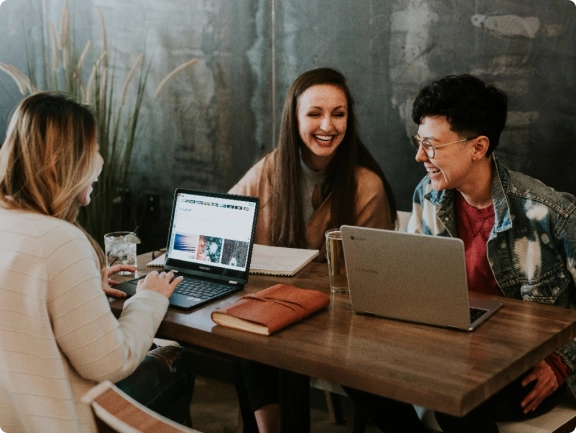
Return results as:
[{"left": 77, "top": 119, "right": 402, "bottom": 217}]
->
[{"left": 0, "top": 208, "right": 169, "bottom": 432}]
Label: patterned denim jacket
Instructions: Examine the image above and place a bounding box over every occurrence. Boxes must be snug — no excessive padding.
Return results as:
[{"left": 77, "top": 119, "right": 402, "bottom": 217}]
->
[{"left": 406, "top": 157, "right": 576, "bottom": 391}]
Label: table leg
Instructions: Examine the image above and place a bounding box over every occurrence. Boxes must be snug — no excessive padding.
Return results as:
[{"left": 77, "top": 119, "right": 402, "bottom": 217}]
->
[{"left": 279, "top": 369, "right": 310, "bottom": 433}]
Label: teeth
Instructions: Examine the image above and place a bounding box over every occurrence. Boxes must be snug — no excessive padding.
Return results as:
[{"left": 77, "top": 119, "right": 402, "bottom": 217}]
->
[{"left": 315, "top": 135, "right": 331, "bottom": 142}]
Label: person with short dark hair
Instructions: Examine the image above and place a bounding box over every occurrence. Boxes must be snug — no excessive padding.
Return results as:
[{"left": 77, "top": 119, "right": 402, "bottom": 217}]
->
[{"left": 345, "top": 74, "right": 576, "bottom": 433}]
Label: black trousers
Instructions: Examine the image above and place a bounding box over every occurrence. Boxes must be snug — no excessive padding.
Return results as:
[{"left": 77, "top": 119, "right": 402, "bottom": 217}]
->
[
  {"left": 435, "top": 372, "right": 567, "bottom": 433},
  {"left": 344, "top": 370, "right": 567, "bottom": 433},
  {"left": 343, "top": 386, "right": 430, "bottom": 433},
  {"left": 233, "top": 357, "right": 280, "bottom": 433}
]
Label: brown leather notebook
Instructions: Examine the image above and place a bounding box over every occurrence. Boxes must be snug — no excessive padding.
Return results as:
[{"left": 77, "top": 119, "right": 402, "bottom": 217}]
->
[{"left": 211, "top": 284, "right": 330, "bottom": 335}]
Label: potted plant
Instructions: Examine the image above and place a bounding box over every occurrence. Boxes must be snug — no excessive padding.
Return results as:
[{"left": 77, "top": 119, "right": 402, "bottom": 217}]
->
[{"left": 0, "top": 0, "right": 196, "bottom": 246}]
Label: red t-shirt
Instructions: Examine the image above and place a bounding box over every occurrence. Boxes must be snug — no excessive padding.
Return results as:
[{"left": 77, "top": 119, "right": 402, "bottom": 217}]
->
[
  {"left": 454, "top": 192, "right": 570, "bottom": 384},
  {"left": 454, "top": 193, "right": 500, "bottom": 296}
]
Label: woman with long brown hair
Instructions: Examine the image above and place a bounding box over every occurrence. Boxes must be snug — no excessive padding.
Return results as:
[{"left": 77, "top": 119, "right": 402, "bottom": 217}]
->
[
  {"left": 231, "top": 67, "right": 396, "bottom": 259},
  {"left": 0, "top": 92, "right": 195, "bottom": 432},
  {"left": 230, "top": 67, "right": 397, "bottom": 432}
]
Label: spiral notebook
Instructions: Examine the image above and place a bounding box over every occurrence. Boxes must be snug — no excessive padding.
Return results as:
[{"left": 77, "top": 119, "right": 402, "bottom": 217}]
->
[
  {"left": 148, "top": 244, "right": 318, "bottom": 276},
  {"left": 248, "top": 244, "right": 319, "bottom": 276},
  {"left": 147, "top": 253, "right": 166, "bottom": 267}
]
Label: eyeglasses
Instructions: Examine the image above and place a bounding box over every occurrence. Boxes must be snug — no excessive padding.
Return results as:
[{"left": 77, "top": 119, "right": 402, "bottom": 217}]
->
[{"left": 411, "top": 135, "right": 476, "bottom": 159}]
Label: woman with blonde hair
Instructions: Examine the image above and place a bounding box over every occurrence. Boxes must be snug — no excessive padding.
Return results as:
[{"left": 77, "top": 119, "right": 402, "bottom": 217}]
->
[
  {"left": 0, "top": 92, "right": 195, "bottom": 432},
  {"left": 230, "top": 67, "right": 397, "bottom": 432}
]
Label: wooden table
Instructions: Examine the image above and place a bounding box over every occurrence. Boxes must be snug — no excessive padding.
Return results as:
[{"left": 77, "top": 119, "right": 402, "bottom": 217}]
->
[{"left": 111, "top": 252, "right": 576, "bottom": 432}]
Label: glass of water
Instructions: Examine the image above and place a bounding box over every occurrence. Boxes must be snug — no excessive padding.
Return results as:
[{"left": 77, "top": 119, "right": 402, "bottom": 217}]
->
[{"left": 104, "top": 231, "right": 138, "bottom": 275}]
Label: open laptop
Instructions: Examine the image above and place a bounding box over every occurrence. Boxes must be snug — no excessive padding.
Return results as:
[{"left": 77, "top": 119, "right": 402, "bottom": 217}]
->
[
  {"left": 114, "top": 189, "right": 259, "bottom": 309},
  {"left": 340, "top": 226, "right": 502, "bottom": 331}
]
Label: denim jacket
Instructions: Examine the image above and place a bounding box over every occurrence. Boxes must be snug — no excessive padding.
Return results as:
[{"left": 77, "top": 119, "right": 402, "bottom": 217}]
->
[{"left": 406, "top": 157, "right": 576, "bottom": 392}]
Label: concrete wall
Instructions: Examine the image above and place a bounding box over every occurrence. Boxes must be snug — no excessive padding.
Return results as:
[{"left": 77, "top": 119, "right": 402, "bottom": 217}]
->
[{"left": 1, "top": 0, "right": 575, "bottom": 248}]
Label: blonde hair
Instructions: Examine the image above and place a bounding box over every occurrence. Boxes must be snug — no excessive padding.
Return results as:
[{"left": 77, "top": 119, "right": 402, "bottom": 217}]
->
[{"left": 0, "top": 92, "right": 105, "bottom": 265}]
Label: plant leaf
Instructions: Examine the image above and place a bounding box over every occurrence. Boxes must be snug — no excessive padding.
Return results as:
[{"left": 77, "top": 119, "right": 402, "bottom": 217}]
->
[
  {"left": 120, "top": 54, "right": 144, "bottom": 106},
  {"left": 154, "top": 58, "right": 198, "bottom": 98}
]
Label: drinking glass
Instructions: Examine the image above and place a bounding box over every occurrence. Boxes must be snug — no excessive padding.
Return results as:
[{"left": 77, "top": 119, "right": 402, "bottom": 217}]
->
[
  {"left": 104, "top": 231, "right": 138, "bottom": 275},
  {"left": 325, "top": 229, "right": 349, "bottom": 293}
]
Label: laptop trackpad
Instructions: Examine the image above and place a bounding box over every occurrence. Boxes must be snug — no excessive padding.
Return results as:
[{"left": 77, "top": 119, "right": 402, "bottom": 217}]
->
[
  {"left": 169, "top": 292, "right": 204, "bottom": 308},
  {"left": 114, "top": 277, "right": 141, "bottom": 297}
]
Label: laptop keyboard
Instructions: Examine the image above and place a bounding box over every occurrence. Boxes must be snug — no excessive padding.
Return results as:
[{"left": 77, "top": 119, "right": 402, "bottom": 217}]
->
[
  {"left": 124, "top": 276, "right": 234, "bottom": 300},
  {"left": 470, "top": 307, "right": 488, "bottom": 323},
  {"left": 174, "top": 278, "right": 234, "bottom": 300}
]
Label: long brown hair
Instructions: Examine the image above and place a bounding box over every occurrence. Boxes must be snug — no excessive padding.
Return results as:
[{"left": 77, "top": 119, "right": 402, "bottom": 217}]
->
[
  {"left": 0, "top": 92, "right": 105, "bottom": 265},
  {"left": 271, "top": 67, "right": 397, "bottom": 247}
]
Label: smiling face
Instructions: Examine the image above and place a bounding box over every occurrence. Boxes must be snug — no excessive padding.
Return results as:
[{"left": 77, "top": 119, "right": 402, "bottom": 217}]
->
[
  {"left": 415, "top": 115, "right": 479, "bottom": 193},
  {"left": 297, "top": 84, "right": 348, "bottom": 171}
]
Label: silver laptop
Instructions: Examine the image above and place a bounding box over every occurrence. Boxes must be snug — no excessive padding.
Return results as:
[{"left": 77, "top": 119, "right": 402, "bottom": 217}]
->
[
  {"left": 341, "top": 226, "right": 502, "bottom": 331},
  {"left": 115, "top": 189, "right": 259, "bottom": 309}
]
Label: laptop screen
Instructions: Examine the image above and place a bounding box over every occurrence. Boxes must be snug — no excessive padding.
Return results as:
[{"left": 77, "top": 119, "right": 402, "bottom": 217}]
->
[{"left": 164, "top": 189, "right": 259, "bottom": 282}]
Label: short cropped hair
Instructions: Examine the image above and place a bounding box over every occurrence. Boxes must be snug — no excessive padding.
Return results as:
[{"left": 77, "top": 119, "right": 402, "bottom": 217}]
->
[{"left": 412, "top": 74, "right": 508, "bottom": 155}]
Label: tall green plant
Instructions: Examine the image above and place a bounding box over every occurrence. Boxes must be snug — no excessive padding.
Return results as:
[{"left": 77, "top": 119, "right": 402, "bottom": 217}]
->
[{"left": 0, "top": 0, "right": 196, "bottom": 246}]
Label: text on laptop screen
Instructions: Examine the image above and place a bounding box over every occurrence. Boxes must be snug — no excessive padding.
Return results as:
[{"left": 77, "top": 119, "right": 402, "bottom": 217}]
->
[{"left": 166, "top": 192, "right": 257, "bottom": 272}]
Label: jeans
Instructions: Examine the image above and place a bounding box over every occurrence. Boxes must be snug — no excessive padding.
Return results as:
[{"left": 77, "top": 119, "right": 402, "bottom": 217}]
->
[{"left": 116, "top": 345, "right": 196, "bottom": 423}]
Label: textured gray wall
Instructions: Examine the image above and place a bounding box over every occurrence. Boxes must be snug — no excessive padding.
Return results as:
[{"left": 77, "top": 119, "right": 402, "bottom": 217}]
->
[{"left": 1, "top": 0, "right": 576, "bottom": 248}]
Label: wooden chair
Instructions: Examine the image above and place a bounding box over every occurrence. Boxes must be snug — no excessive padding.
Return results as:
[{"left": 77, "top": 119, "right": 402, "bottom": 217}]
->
[{"left": 82, "top": 380, "right": 201, "bottom": 433}]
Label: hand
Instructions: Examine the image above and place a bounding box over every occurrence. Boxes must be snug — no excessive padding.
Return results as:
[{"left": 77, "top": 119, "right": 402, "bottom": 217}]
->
[
  {"left": 136, "top": 270, "right": 183, "bottom": 299},
  {"left": 521, "top": 360, "right": 558, "bottom": 413},
  {"left": 101, "top": 265, "right": 137, "bottom": 298}
]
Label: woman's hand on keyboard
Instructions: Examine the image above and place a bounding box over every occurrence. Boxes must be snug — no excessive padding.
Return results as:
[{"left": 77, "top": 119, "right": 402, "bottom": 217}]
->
[{"left": 137, "top": 270, "right": 184, "bottom": 299}]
